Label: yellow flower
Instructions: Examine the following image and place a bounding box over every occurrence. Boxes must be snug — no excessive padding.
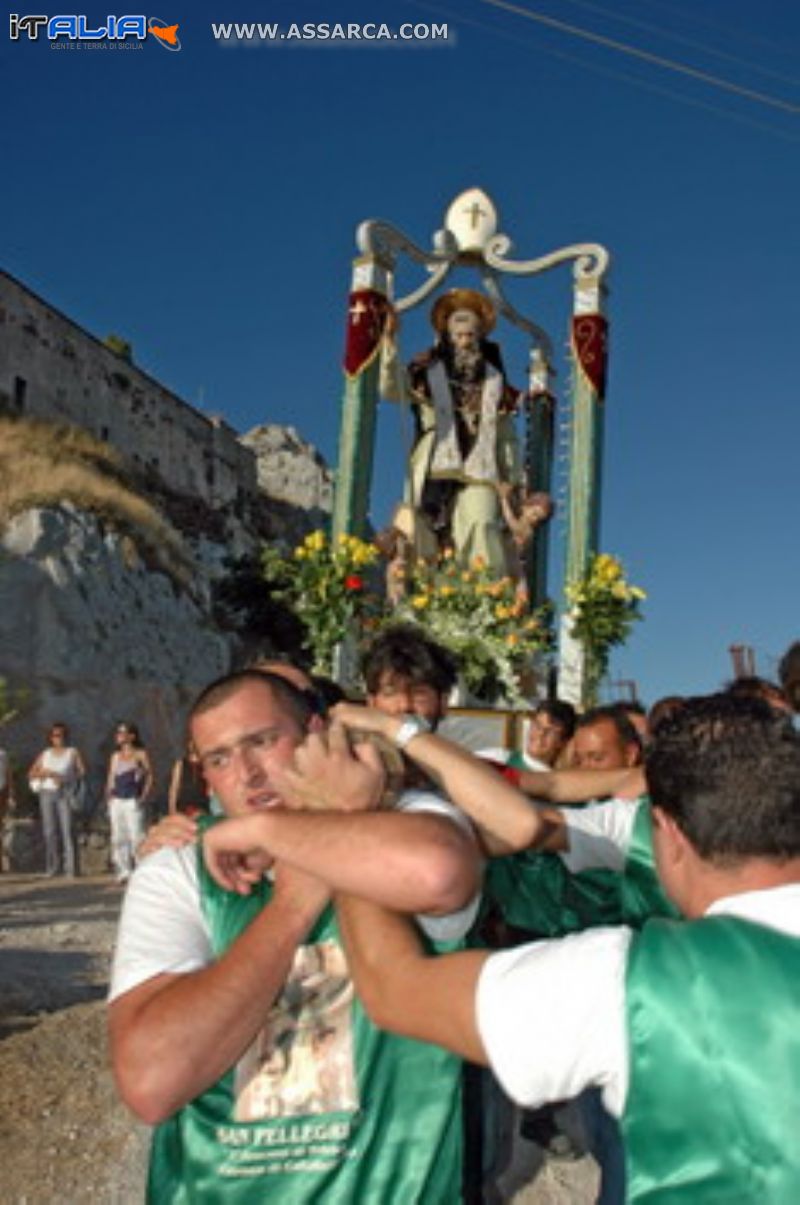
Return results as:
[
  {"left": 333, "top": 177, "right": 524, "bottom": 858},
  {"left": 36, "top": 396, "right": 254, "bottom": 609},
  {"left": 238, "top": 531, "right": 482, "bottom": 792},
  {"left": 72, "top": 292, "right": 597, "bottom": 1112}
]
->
[
  {"left": 439, "top": 585, "right": 455, "bottom": 598},
  {"left": 611, "top": 582, "right": 628, "bottom": 600},
  {"left": 305, "top": 530, "right": 326, "bottom": 553},
  {"left": 294, "top": 547, "right": 307, "bottom": 560},
  {"left": 442, "top": 547, "right": 454, "bottom": 560},
  {"left": 461, "top": 571, "right": 472, "bottom": 583},
  {"left": 411, "top": 594, "right": 430, "bottom": 610},
  {"left": 472, "top": 556, "right": 487, "bottom": 572},
  {"left": 630, "top": 586, "right": 647, "bottom": 600},
  {"left": 506, "top": 634, "right": 519, "bottom": 647}
]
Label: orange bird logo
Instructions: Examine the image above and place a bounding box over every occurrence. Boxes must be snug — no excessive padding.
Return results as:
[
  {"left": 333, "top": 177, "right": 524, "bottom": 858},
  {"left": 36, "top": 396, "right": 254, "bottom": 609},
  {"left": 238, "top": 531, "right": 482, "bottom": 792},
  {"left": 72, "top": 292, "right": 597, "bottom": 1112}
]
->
[{"left": 149, "top": 22, "right": 179, "bottom": 45}]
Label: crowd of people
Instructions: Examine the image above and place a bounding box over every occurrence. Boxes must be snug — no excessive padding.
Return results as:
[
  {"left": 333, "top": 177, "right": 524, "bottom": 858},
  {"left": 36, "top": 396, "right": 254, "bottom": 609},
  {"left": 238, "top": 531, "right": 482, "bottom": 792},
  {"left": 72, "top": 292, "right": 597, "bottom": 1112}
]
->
[
  {"left": 1, "top": 718, "right": 160, "bottom": 879},
  {"left": 2, "top": 627, "right": 798, "bottom": 1200},
  {"left": 97, "top": 628, "right": 800, "bottom": 1203}
]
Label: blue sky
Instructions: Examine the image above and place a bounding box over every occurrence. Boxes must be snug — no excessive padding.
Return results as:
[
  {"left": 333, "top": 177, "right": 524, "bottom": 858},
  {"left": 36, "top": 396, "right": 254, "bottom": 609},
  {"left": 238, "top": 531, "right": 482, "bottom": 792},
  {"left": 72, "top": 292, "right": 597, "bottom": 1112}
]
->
[{"left": 5, "top": 0, "right": 799, "bottom": 704}]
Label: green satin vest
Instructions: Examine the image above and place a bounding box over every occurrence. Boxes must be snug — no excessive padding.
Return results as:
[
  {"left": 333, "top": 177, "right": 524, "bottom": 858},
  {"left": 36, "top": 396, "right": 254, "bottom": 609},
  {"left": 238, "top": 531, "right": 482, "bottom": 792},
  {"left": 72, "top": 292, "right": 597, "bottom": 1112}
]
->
[
  {"left": 484, "top": 798, "right": 676, "bottom": 942},
  {"left": 623, "top": 914, "right": 800, "bottom": 1203},
  {"left": 147, "top": 831, "right": 464, "bottom": 1203}
]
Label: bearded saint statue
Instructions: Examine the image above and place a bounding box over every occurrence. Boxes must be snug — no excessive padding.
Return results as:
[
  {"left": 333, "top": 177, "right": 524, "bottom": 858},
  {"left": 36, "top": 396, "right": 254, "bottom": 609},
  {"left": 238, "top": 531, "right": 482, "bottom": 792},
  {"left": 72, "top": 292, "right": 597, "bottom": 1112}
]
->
[{"left": 380, "top": 288, "right": 526, "bottom": 579}]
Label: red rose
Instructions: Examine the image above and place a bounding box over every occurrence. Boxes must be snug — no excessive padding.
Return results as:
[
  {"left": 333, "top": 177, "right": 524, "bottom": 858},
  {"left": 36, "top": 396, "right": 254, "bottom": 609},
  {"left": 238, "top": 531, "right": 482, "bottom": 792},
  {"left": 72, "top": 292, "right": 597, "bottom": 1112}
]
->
[{"left": 345, "top": 575, "right": 364, "bottom": 591}]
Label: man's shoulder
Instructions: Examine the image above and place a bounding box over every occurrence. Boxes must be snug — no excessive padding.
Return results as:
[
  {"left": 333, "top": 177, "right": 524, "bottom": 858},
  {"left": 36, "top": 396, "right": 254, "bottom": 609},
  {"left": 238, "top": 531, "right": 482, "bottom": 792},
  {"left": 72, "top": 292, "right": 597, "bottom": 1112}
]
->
[
  {"left": 110, "top": 843, "right": 209, "bottom": 1002},
  {"left": 129, "top": 842, "right": 200, "bottom": 897}
]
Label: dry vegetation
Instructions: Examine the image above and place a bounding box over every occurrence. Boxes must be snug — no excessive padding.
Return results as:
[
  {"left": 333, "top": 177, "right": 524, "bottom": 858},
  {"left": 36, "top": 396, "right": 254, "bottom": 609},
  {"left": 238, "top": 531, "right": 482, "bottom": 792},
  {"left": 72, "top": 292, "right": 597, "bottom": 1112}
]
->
[{"left": 0, "top": 417, "right": 194, "bottom": 585}]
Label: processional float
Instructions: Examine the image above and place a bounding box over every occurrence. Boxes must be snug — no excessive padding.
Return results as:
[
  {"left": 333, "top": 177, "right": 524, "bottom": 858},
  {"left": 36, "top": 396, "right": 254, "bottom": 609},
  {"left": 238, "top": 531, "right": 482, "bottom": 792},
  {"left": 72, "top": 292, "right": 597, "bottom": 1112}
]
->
[{"left": 332, "top": 188, "right": 610, "bottom": 706}]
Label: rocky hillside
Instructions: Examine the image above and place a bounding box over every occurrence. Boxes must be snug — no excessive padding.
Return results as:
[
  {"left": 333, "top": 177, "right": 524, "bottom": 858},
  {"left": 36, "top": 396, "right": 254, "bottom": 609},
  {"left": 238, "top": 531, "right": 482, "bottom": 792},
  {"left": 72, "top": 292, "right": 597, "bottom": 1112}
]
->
[
  {"left": 0, "top": 417, "right": 334, "bottom": 815},
  {"left": 0, "top": 504, "right": 231, "bottom": 808},
  {"left": 241, "top": 423, "right": 334, "bottom": 547}
]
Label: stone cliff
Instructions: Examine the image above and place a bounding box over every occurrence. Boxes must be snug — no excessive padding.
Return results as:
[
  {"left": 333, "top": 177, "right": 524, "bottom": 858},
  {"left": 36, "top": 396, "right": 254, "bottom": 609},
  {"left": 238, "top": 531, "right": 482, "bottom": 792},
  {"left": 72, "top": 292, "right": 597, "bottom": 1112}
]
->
[
  {"left": 0, "top": 504, "right": 230, "bottom": 807},
  {"left": 0, "top": 420, "right": 334, "bottom": 820}
]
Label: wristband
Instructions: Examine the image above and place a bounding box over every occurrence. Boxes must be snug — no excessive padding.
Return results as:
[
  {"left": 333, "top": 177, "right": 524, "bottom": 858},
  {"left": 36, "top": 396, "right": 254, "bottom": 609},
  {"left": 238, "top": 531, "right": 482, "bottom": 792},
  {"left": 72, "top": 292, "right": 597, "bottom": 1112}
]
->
[{"left": 394, "top": 715, "right": 432, "bottom": 749}]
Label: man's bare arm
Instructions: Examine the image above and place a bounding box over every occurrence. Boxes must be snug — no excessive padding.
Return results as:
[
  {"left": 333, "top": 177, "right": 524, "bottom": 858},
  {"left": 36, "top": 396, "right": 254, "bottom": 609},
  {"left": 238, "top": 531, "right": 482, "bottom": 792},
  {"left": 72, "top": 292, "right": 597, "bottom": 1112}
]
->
[
  {"left": 204, "top": 806, "right": 480, "bottom": 916},
  {"left": 336, "top": 893, "right": 490, "bottom": 1064},
  {"left": 109, "top": 865, "right": 327, "bottom": 1125},
  {"left": 333, "top": 704, "right": 643, "bottom": 853},
  {"left": 516, "top": 765, "right": 645, "bottom": 804},
  {"left": 332, "top": 704, "right": 561, "bottom": 853}
]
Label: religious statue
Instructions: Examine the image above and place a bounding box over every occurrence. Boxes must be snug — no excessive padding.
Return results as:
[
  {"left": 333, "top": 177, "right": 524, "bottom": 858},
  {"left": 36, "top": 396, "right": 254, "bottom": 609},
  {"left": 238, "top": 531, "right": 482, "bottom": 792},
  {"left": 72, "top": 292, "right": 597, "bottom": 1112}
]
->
[{"left": 380, "top": 288, "right": 534, "bottom": 579}]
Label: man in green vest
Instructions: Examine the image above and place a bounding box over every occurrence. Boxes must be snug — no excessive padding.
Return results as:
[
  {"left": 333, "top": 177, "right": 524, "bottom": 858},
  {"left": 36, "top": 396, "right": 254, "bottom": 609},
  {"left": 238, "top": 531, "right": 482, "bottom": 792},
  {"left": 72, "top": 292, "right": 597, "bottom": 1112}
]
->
[
  {"left": 229, "top": 693, "right": 798, "bottom": 1203},
  {"left": 109, "top": 668, "right": 482, "bottom": 1203}
]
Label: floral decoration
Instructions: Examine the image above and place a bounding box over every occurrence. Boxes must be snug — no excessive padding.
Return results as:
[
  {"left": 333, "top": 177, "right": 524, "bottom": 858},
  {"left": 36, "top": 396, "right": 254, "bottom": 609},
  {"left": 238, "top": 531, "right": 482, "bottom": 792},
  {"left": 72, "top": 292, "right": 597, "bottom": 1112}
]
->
[
  {"left": 391, "top": 553, "right": 554, "bottom": 705},
  {"left": 565, "top": 553, "right": 646, "bottom": 702},
  {"left": 262, "top": 531, "right": 380, "bottom": 675}
]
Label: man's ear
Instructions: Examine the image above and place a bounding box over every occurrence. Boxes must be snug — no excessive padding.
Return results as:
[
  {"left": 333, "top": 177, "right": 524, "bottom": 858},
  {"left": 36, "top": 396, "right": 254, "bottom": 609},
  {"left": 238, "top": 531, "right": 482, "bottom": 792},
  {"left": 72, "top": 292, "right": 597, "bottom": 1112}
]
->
[
  {"left": 308, "top": 714, "right": 325, "bottom": 735},
  {"left": 652, "top": 806, "right": 688, "bottom": 863},
  {"left": 624, "top": 743, "right": 640, "bottom": 768}
]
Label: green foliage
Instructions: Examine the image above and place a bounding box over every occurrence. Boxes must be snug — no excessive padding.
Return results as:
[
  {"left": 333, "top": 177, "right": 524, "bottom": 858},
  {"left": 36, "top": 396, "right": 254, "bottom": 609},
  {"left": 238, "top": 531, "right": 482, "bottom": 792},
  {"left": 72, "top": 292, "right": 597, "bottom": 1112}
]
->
[
  {"left": 262, "top": 531, "right": 381, "bottom": 675},
  {"left": 261, "top": 534, "right": 553, "bottom": 703},
  {"left": 103, "top": 333, "right": 133, "bottom": 362},
  {"left": 0, "top": 677, "right": 30, "bottom": 728},
  {"left": 212, "top": 554, "right": 308, "bottom": 662},
  {"left": 0, "top": 417, "right": 192, "bottom": 587},
  {"left": 391, "top": 554, "right": 553, "bottom": 705}
]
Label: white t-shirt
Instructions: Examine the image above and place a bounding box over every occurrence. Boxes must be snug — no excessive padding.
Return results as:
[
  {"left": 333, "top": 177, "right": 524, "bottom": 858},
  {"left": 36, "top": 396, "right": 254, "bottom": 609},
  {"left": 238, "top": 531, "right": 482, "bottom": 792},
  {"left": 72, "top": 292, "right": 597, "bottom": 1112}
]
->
[
  {"left": 477, "top": 748, "right": 550, "bottom": 772},
  {"left": 558, "top": 798, "right": 641, "bottom": 875},
  {"left": 476, "top": 883, "right": 800, "bottom": 1119},
  {"left": 110, "top": 789, "right": 481, "bottom": 1002}
]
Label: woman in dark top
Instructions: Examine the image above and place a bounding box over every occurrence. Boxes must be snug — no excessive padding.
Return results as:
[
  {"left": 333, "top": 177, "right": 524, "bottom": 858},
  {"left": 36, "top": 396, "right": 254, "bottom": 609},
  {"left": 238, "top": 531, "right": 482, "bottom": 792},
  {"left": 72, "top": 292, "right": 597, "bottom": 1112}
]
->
[{"left": 105, "top": 722, "right": 153, "bottom": 882}]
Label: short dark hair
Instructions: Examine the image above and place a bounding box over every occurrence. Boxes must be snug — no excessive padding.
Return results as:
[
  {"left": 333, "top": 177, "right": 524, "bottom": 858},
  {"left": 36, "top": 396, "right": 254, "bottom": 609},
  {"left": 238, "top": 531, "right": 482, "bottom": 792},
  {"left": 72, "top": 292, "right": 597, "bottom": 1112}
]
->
[
  {"left": 188, "top": 669, "right": 315, "bottom": 737},
  {"left": 646, "top": 693, "right": 800, "bottom": 864},
  {"left": 363, "top": 624, "right": 457, "bottom": 696},
  {"left": 534, "top": 699, "right": 576, "bottom": 740},
  {"left": 116, "top": 721, "right": 143, "bottom": 747},
  {"left": 724, "top": 676, "right": 788, "bottom": 712},
  {"left": 779, "top": 642, "right": 800, "bottom": 712},
  {"left": 647, "top": 695, "right": 686, "bottom": 737},
  {"left": 309, "top": 674, "right": 347, "bottom": 715},
  {"left": 575, "top": 705, "right": 642, "bottom": 754}
]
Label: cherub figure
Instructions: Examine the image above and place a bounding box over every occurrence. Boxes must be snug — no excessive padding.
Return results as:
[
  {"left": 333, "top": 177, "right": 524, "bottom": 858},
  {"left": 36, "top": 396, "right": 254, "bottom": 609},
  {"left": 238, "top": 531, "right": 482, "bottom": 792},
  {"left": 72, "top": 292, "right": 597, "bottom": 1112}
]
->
[{"left": 496, "top": 481, "right": 554, "bottom": 601}]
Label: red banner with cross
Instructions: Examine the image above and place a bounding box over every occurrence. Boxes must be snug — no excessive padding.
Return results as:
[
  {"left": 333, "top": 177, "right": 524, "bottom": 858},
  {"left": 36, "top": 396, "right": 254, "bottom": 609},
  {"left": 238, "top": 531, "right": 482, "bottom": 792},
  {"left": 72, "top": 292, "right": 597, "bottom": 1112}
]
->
[{"left": 343, "top": 289, "right": 392, "bottom": 378}]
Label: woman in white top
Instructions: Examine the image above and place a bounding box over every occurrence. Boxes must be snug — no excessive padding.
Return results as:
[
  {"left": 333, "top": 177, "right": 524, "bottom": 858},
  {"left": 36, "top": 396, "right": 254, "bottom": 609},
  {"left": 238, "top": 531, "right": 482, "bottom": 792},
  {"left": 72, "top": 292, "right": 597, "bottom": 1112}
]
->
[{"left": 28, "top": 722, "right": 86, "bottom": 877}]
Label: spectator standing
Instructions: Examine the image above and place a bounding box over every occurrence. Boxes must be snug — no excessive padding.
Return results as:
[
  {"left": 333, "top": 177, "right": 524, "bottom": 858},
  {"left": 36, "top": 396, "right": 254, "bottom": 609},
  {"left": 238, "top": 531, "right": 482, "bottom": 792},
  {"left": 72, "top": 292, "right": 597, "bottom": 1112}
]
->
[
  {"left": 106, "top": 722, "right": 153, "bottom": 882},
  {"left": 28, "top": 722, "right": 86, "bottom": 877},
  {"left": 167, "top": 753, "right": 207, "bottom": 817}
]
